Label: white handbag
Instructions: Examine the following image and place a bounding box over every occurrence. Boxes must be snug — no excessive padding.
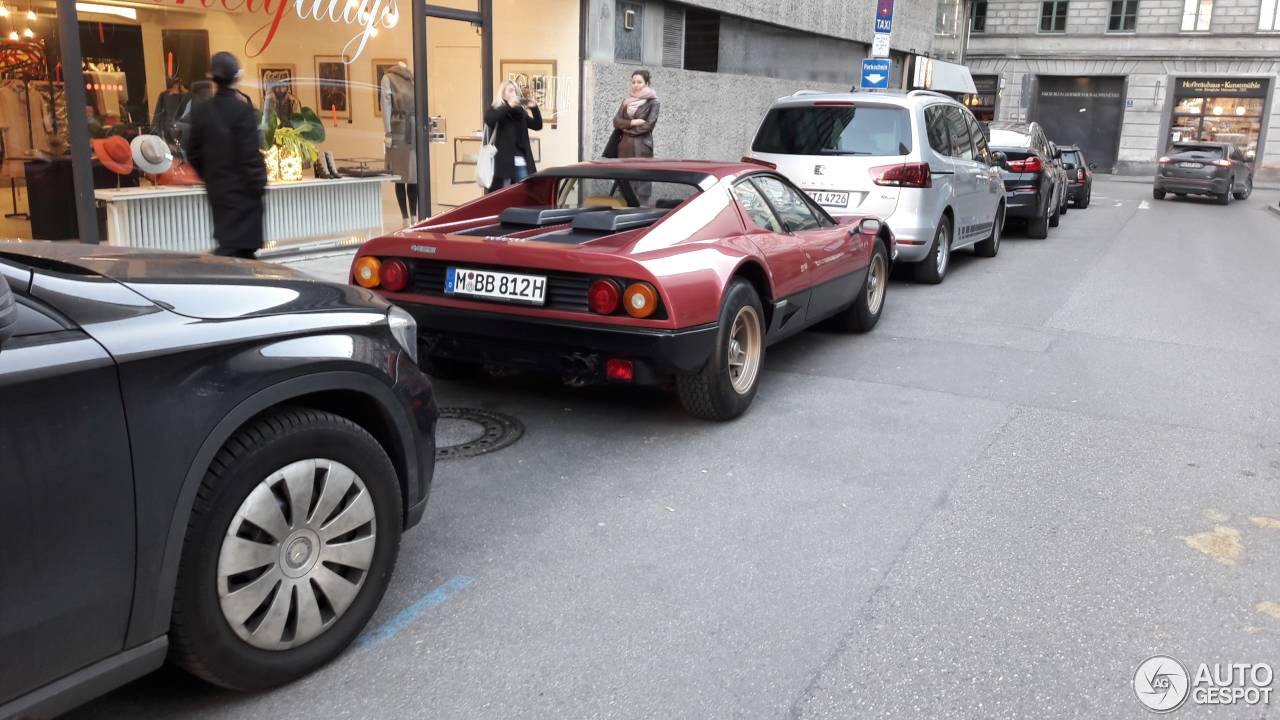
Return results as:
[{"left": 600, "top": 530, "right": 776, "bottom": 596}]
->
[{"left": 475, "top": 122, "right": 498, "bottom": 189}]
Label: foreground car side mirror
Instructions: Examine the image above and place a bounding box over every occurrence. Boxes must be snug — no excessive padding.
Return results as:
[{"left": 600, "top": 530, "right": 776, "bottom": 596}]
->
[{"left": 0, "top": 279, "right": 16, "bottom": 347}]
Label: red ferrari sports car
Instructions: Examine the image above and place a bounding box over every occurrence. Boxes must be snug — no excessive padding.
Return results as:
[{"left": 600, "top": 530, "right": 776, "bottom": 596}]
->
[{"left": 351, "top": 159, "right": 893, "bottom": 420}]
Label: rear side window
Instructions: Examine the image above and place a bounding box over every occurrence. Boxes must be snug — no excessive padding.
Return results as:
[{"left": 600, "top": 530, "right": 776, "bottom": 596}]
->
[
  {"left": 967, "top": 114, "right": 992, "bottom": 163},
  {"left": 750, "top": 176, "right": 823, "bottom": 232},
  {"left": 732, "top": 181, "right": 783, "bottom": 232},
  {"left": 945, "top": 107, "right": 974, "bottom": 161},
  {"left": 925, "top": 107, "right": 951, "bottom": 155},
  {"left": 752, "top": 105, "right": 912, "bottom": 157}
]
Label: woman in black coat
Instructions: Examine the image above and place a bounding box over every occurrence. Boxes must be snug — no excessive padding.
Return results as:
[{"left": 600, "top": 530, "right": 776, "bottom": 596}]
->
[{"left": 483, "top": 80, "right": 542, "bottom": 192}]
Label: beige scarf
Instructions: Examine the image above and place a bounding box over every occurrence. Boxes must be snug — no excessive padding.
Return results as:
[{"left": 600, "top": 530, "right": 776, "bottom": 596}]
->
[{"left": 626, "top": 86, "right": 657, "bottom": 118}]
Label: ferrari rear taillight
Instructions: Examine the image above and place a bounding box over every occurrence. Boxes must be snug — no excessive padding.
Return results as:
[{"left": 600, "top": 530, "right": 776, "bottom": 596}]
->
[
  {"left": 1006, "top": 157, "right": 1044, "bottom": 173},
  {"left": 623, "top": 282, "right": 659, "bottom": 319},
  {"left": 381, "top": 259, "right": 409, "bottom": 292},
  {"left": 353, "top": 256, "right": 381, "bottom": 289},
  {"left": 588, "top": 279, "right": 621, "bottom": 314},
  {"left": 871, "top": 162, "right": 931, "bottom": 188}
]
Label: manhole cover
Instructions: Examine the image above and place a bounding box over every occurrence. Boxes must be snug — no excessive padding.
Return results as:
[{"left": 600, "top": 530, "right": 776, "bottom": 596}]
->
[{"left": 436, "top": 407, "right": 523, "bottom": 460}]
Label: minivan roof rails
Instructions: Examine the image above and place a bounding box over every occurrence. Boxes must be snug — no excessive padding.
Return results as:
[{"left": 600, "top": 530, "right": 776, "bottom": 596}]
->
[{"left": 907, "top": 89, "right": 955, "bottom": 100}]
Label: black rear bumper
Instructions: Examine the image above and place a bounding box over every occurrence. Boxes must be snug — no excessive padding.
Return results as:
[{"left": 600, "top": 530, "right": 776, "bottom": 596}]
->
[{"left": 405, "top": 303, "right": 718, "bottom": 384}]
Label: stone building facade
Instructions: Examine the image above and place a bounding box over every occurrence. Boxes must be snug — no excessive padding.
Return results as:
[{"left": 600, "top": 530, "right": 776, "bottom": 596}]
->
[
  {"left": 582, "top": 0, "right": 941, "bottom": 162},
  {"left": 966, "top": 0, "right": 1280, "bottom": 179}
]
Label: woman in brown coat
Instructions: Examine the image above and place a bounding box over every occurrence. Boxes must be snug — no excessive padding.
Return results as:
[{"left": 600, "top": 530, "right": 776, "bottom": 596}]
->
[{"left": 611, "top": 70, "right": 659, "bottom": 202}]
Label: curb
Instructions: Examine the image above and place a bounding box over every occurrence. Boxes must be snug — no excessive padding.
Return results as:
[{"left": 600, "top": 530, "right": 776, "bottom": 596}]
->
[{"left": 1267, "top": 205, "right": 1280, "bottom": 220}]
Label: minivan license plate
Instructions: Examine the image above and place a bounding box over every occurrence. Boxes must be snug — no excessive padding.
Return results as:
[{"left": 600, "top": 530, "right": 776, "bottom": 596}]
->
[
  {"left": 1179, "top": 162, "right": 1203, "bottom": 169},
  {"left": 446, "top": 267, "right": 547, "bottom": 305},
  {"left": 806, "top": 190, "right": 850, "bottom": 207}
]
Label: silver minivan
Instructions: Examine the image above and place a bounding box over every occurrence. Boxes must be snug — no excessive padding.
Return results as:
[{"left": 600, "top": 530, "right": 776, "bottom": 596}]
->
[{"left": 744, "top": 90, "right": 1006, "bottom": 284}]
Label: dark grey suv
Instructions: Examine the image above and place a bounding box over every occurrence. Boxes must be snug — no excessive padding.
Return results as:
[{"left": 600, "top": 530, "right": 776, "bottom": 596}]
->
[
  {"left": 1153, "top": 142, "right": 1254, "bottom": 205},
  {"left": 0, "top": 243, "right": 437, "bottom": 719}
]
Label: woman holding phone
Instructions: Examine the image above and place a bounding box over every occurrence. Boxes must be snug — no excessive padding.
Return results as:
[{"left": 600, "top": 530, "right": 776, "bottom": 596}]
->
[{"left": 483, "top": 79, "right": 542, "bottom": 192}]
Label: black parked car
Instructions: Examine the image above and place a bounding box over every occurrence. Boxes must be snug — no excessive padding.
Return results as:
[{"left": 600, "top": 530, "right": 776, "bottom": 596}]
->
[
  {"left": 0, "top": 243, "right": 437, "bottom": 719},
  {"left": 988, "top": 121, "right": 1062, "bottom": 239},
  {"left": 1154, "top": 142, "right": 1254, "bottom": 205},
  {"left": 1060, "top": 145, "right": 1094, "bottom": 208},
  {"left": 1047, "top": 141, "right": 1071, "bottom": 222}
]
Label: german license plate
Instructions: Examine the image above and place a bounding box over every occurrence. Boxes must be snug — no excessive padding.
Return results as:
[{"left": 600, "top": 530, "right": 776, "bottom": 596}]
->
[
  {"left": 806, "top": 190, "right": 851, "bottom": 207},
  {"left": 1179, "top": 162, "right": 1203, "bottom": 169},
  {"left": 445, "top": 267, "right": 546, "bottom": 305}
]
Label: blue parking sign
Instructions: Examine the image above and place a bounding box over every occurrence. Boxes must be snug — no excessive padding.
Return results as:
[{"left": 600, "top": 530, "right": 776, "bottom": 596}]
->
[{"left": 860, "top": 58, "right": 891, "bottom": 90}]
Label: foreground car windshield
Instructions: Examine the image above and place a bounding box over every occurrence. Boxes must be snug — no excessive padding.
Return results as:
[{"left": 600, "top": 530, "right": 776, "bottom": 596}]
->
[
  {"left": 752, "top": 105, "right": 912, "bottom": 156},
  {"left": 554, "top": 177, "right": 702, "bottom": 210}
]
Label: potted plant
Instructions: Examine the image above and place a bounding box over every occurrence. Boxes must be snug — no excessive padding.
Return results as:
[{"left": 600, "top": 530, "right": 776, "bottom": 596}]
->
[{"left": 262, "top": 106, "right": 326, "bottom": 182}]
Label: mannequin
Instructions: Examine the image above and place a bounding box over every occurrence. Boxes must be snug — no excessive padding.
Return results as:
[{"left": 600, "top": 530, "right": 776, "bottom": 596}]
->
[{"left": 381, "top": 61, "right": 418, "bottom": 221}]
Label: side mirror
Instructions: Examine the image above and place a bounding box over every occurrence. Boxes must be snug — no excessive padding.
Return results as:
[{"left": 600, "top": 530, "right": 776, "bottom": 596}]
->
[
  {"left": 1088, "top": 162, "right": 1097, "bottom": 171},
  {"left": 991, "top": 151, "right": 1011, "bottom": 171},
  {"left": 0, "top": 279, "right": 16, "bottom": 347},
  {"left": 1052, "top": 148, "right": 1063, "bottom": 159},
  {"left": 856, "top": 218, "right": 883, "bottom": 235}
]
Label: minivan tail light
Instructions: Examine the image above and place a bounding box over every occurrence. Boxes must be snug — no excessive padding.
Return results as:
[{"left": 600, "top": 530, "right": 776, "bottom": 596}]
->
[
  {"left": 813, "top": 101, "right": 855, "bottom": 106},
  {"left": 871, "top": 162, "right": 931, "bottom": 188},
  {"left": 740, "top": 156, "right": 777, "bottom": 169},
  {"left": 1006, "top": 157, "right": 1044, "bottom": 173}
]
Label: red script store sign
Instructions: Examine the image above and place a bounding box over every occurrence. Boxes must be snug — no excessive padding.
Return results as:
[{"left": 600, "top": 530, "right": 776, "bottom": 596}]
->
[{"left": 155, "top": 0, "right": 400, "bottom": 62}]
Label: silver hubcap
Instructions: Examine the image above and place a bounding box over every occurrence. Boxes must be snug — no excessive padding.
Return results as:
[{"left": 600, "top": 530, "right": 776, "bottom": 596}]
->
[
  {"left": 217, "top": 459, "right": 377, "bottom": 651},
  {"left": 993, "top": 211, "right": 1002, "bottom": 249},
  {"left": 727, "top": 305, "right": 762, "bottom": 395},
  {"left": 935, "top": 225, "right": 950, "bottom": 274},
  {"left": 866, "top": 252, "right": 887, "bottom": 315}
]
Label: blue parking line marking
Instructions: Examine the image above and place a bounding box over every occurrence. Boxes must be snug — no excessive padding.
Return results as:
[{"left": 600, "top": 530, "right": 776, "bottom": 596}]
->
[{"left": 356, "top": 575, "right": 474, "bottom": 650}]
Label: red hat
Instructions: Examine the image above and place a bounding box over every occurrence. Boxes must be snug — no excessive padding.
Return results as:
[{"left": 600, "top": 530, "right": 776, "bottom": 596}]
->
[{"left": 92, "top": 136, "right": 133, "bottom": 175}]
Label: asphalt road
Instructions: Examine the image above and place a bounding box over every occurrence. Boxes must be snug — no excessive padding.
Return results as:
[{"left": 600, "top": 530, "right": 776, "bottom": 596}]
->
[{"left": 70, "top": 179, "right": 1280, "bottom": 719}]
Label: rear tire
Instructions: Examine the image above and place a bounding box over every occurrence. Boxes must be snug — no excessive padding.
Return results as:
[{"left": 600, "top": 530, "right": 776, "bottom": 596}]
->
[
  {"left": 1233, "top": 176, "right": 1252, "bottom": 200},
  {"left": 834, "top": 241, "right": 888, "bottom": 333},
  {"left": 170, "top": 407, "right": 402, "bottom": 691},
  {"left": 1076, "top": 188, "right": 1091, "bottom": 209},
  {"left": 1153, "top": 188, "right": 1166, "bottom": 200},
  {"left": 676, "top": 279, "right": 765, "bottom": 421},
  {"left": 1049, "top": 197, "right": 1061, "bottom": 228},
  {"left": 974, "top": 206, "right": 1002, "bottom": 258},
  {"left": 1217, "top": 181, "right": 1233, "bottom": 206},
  {"left": 1027, "top": 201, "right": 1049, "bottom": 239},
  {"left": 912, "top": 216, "right": 951, "bottom": 284}
]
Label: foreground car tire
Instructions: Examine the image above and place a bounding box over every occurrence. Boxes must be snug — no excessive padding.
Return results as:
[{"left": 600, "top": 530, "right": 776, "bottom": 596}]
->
[
  {"left": 834, "top": 240, "right": 889, "bottom": 333},
  {"left": 1075, "top": 188, "right": 1091, "bottom": 209},
  {"left": 973, "top": 206, "right": 1002, "bottom": 258},
  {"left": 912, "top": 216, "right": 951, "bottom": 284},
  {"left": 1027, "top": 202, "right": 1050, "bottom": 239},
  {"left": 1217, "top": 184, "right": 1233, "bottom": 206},
  {"left": 1152, "top": 188, "right": 1166, "bottom": 200},
  {"left": 1049, "top": 199, "right": 1061, "bottom": 228},
  {"left": 677, "top": 279, "right": 764, "bottom": 421},
  {"left": 170, "top": 407, "right": 403, "bottom": 690}
]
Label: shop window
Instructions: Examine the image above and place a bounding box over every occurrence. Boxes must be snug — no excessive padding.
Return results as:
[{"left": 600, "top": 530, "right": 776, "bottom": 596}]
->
[
  {"left": 1260, "top": 0, "right": 1280, "bottom": 31},
  {"left": 971, "top": 0, "right": 988, "bottom": 32},
  {"left": 1181, "top": 0, "right": 1212, "bottom": 31},
  {"left": 683, "top": 7, "right": 720, "bottom": 73},
  {"left": 161, "top": 30, "right": 208, "bottom": 91},
  {"left": 1040, "top": 1, "right": 1069, "bottom": 32},
  {"left": 1108, "top": 0, "right": 1138, "bottom": 31},
  {"left": 615, "top": 1, "right": 643, "bottom": 63}
]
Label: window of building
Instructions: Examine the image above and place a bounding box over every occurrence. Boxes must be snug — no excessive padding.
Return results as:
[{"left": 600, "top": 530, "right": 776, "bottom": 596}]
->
[
  {"left": 1108, "top": 0, "right": 1138, "bottom": 31},
  {"left": 683, "top": 7, "right": 720, "bottom": 73},
  {"left": 1181, "top": 0, "right": 1212, "bottom": 31},
  {"left": 971, "top": 0, "right": 989, "bottom": 32},
  {"left": 1260, "top": 0, "right": 1280, "bottom": 30},
  {"left": 615, "top": 1, "right": 644, "bottom": 63},
  {"left": 1040, "top": 1, "right": 1069, "bottom": 31}
]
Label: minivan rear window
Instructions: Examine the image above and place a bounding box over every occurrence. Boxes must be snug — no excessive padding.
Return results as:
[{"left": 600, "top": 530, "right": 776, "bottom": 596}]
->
[
  {"left": 752, "top": 105, "right": 912, "bottom": 157},
  {"left": 1061, "top": 150, "right": 1081, "bottom": 166}
]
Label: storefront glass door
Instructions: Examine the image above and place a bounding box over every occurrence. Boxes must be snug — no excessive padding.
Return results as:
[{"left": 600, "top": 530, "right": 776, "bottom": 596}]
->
[{"left": 426, "top": 16, "right": 483, "bottom": 216}]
